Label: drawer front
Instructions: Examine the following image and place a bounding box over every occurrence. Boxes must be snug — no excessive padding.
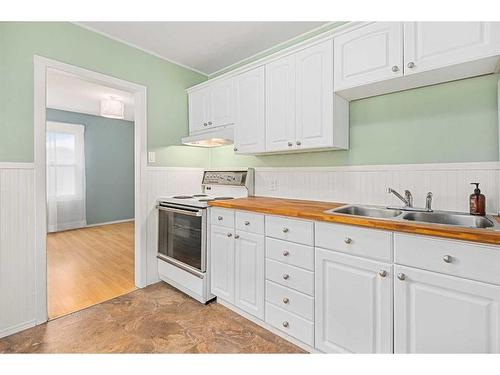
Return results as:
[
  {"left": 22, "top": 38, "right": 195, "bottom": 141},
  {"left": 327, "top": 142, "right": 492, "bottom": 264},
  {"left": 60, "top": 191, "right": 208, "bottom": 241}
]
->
[
  {"left": 266, "top": 237, "right": 314, "bottom": 271},
  {"left": 266, "top": 303, "right": 314, "bottom": 346},
  {"left": 315, "top": 222, "right": 393, "bottom": 262},
  {"left": 210, "top": 207, "right": 234, "bottom": 228},
  {"left": 235, "top": 211, "right": 264, "bottom": 234},
  {"left": 266, "top": 259, "right": 314, "bottom": 296},
  {"left": 266, "top": 280, "right": 314, "bottom": 321},
  {"left": 265, "top": 215, "right": 314, "bottom": 246},
  {"left": 394, "top": 234, "right": 500, "bottom": 285}
]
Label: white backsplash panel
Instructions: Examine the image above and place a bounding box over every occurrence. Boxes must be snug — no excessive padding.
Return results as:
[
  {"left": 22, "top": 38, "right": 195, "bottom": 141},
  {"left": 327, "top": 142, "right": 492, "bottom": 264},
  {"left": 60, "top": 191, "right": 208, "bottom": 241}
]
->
[{"left": 254, "top": 162, "right": 499, "bottom": 214}]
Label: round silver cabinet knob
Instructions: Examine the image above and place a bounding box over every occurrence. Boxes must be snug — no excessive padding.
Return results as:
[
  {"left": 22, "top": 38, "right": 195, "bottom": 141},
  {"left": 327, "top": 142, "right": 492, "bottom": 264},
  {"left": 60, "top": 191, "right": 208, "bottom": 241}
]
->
[
  {"left": 282, "top": 321, "right": 289, "bottom": 328},
  {"left": 208, "top": 121, "right": 212, "bottom": 125},
  {"left": 233, "top": 147, "right": 238, "bottom": 152},
  {"left": 227, "top": 233, "right": 232, "bottom": 238},
  {"left": 282, "top": 227, "right": 289, "bottom": 233},
  {"left": 344, "top": 237, "right": 352, "bottom": 244},
  {"left": 282, "top": 250, "right": 290, "bottom": 257},
  {"left": 282, "top": 274, "right": 290, "bottom": 280},
  {"left": 443, "top": 255, "right": 452, "bottom": 263},
  {"left": 296, "top": 140, "right": 302, "bottom": 146},
  {"left": 391, "top": 65, "right": 399, "bottom": 72},
  {"left": 287, "top": 141, "right": 293, "bottom": 147},
  {"left": 282, "top": 297, "right": 290, "bottom": 304},
  {"left": 407, "top": 61, "right": 415, "bottom": 69},
  {"left": 397, "top": 273, "right": 406, "bottom": 281},
  {"left": 378, "top": 270, "right": 387, "bottom": 278},
  {"left": 244, "top": 221, "right": 250, "bottom": 226},
  {"left": 234, "top": 234, "right": 240, "bottom": 239},
  {"left": 203, "top": 122, "right": 208, "bottom": 127},
  {"left": 217, "top": 216, "right": 223, "bottom": 221}
]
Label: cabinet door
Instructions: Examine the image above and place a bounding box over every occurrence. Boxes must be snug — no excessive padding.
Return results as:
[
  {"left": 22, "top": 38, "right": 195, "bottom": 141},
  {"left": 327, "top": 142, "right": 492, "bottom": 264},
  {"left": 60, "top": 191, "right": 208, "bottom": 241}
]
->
[
  {"left": 315, "top": 249, "right": 393, "bottom": 353},
  {"left": 334, "top": 22, "right": 403, "bottom": 91},
  {"left": 394, "top": 265, "right": 500, "bottom": 353},
  {"left": 188, "top": 87, "right": 210, "bottom": 133},
  {"left": 234, "top": 231, "right": 265, "bottom": 319},
  {"left": 265, "top": 54, "right": 296, "bottom": 152},
  {"left": 210, "top": 225, "right": 235, "bottom": 303},
  {"left": 233, "top": 67, "right": 266, "bottom": 154},
  {"left": 295, "top": 40, "right": 334, "bottom": 150},
  {"left": 404, "top": 22, "right": 500, "bottom": 75},
  {"left": 210, "top": 79, "right": 234, "bottom": 127}
]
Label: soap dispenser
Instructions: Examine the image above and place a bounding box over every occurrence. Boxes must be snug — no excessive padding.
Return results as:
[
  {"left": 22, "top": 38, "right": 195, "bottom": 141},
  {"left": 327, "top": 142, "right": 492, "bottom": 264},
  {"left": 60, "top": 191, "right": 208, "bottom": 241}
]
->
[{"left": 469, "top": 182, "right": 485, "bottom": 216}]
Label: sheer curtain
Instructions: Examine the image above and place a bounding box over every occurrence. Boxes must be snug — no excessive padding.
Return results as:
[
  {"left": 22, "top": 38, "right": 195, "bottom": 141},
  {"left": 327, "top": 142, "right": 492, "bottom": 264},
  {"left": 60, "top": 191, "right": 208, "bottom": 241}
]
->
[{"left": 46, "top": 121, "right": 87, "bottom": 232}]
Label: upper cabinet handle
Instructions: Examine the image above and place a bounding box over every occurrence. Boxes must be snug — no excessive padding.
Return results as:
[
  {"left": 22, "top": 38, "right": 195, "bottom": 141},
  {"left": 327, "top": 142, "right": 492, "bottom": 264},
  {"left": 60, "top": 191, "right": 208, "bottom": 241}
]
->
[
  {"left": 296, "top": 140, "right": 302, "bottom": 146},
  {"left": 407, "top": 61, "right": 415, "bottom": 69},
  {"left": 208, "top": 121, "right": 212, "bottom": 125}
]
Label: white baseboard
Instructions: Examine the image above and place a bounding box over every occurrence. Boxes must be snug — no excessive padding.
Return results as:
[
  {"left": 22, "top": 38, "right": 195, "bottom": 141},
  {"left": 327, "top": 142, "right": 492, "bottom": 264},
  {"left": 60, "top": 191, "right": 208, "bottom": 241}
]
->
[
  {"left": 85, "top": 218, "right": 134, "bottom": 228},
  {"left": 0, "top": 319, "right": 37, "bottom": 339}
]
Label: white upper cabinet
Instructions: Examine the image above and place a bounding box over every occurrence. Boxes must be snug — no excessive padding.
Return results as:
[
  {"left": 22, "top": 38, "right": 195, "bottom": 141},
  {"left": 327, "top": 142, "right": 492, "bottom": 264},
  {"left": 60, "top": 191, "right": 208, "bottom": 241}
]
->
[
  {"left": 265, "top": 54, "right": 296, "bottom": 152},
  {"left": 334, "top": 22, "right": 404, "bottom": 91},
  {"left": 233, "top": 67, "right": 266, "bottom": 154},
  {"left": 295, "top": 40, "right": 335, "bottom": 150},
  {"left": 334, "top": 21, "right": 500, "bottom": 100},
  {"left": 404, "top": 22, "right": 500, "bottom": 75},
  {"left": 209, "top": 79, "right": 235, "bottom": 127},
  {"left": 188, "top": 86, "right": 211, "bottom": 133},
  {"left": 394, "top": 265, "right": 500, "bottom": 353}
]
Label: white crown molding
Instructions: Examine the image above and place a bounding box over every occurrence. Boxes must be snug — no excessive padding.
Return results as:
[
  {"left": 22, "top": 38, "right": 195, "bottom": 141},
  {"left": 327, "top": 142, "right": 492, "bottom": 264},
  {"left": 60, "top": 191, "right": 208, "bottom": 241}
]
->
[{"left": 72, "top": 22, "right": 210, "bottom": 77}]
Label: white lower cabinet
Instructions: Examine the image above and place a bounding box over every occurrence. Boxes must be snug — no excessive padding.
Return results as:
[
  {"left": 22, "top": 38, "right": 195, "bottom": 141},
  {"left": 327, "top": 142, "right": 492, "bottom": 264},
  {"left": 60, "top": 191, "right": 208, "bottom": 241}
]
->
[
  {"left": 210, "top": 225, "right": 235, "bottom": 302},
  {"left": 394, "top": 265, "right": 500, "bottom": 353},
  {"left": 315, "top": 249, "right": 393, "bottom": 353},
  {"left": 234, "top": 230, "right": 265, "bottom": 319}
]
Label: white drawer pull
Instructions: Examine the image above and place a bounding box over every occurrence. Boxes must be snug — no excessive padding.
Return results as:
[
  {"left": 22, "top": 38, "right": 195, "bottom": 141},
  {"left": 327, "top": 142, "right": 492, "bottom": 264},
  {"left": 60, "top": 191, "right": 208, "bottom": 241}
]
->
[
  {"left": 344, "top": 237, "right": 352, "bottom": 244},
  {"left": 282, "top": 297, "right": 290, "bottom": 304},
  {"left": 282, "top": 250, "right": 289, "bottom": 256},
  {"left": 217, "top": 216, "right": 223, "bottom": 221},
  {"left": 378, "top": 270, "right": 387, "bottom": 278},
  {"left": 244, "top": 221, "right": 250, "bottom": 226},
  {"left": 282, "top": 274, "right": 290, "bottom": 280},
  {"left": 282, "top": 321, "right": 289, "bottom": 328},
  {"left": 443, "top": 255, "right": 453, "bottom": 263},
  {"left": 282, "top": 227, "right": 289, "bottom": 233}
]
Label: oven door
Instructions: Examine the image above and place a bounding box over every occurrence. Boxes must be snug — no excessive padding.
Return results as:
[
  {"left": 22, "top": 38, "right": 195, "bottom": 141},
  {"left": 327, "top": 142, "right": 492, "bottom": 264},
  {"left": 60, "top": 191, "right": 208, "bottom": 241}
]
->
[{"left": 156, "top": 203, "right": 207, "bottom": 278}]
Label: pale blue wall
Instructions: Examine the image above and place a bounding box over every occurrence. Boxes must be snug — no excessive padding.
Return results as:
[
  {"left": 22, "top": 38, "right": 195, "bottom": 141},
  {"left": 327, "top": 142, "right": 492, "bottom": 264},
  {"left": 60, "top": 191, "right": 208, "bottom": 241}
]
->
[{"left": 46, "top": 109, "right": 134, "bottom": 225}]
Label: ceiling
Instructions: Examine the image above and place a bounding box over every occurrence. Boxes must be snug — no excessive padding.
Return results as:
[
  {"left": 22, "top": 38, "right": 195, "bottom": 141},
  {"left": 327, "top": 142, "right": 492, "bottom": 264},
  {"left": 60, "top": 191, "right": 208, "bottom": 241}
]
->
[
  {"left": 78, "top": 22, "right": 329, "bottom": 75},
  {"left": 47, "top": 69, "right": 135, "bottom": 121}
]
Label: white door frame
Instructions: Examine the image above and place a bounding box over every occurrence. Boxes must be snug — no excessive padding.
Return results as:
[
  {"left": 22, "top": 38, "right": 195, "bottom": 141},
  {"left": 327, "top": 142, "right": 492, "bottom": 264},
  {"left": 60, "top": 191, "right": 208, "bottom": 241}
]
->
[{"left": 33, "top": 56, "right": 148, "bottom": 324}]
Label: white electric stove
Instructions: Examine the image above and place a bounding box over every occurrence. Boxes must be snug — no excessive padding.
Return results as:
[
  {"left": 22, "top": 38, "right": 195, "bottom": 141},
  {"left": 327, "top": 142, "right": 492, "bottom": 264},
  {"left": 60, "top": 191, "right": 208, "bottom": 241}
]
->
[{"left": 156, "top": 169, "right": 254, "bottom": 303}]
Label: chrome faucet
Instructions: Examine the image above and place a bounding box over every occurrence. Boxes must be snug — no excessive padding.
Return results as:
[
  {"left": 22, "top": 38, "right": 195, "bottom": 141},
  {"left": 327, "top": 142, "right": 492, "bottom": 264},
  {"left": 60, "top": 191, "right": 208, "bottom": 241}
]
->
[{"left": 388, "top": 188, "right": 413, "bottom": 208}]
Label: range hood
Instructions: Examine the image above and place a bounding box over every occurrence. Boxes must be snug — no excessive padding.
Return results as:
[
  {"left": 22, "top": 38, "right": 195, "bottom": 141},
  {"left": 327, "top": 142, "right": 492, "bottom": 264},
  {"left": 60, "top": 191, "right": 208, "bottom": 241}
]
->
[{"left": 181, "top": 125, "right": 234, "bottom": 147}]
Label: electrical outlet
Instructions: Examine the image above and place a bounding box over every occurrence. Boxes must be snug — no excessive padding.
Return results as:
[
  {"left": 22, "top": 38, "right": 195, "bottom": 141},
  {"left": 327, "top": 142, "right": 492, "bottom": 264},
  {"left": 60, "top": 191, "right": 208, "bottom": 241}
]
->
[
  {"left": 269, "top": 179, "right": 278, "bottom": 192},
  {"left": 148, "top": 151, "right": 156, "bottom": 163}
]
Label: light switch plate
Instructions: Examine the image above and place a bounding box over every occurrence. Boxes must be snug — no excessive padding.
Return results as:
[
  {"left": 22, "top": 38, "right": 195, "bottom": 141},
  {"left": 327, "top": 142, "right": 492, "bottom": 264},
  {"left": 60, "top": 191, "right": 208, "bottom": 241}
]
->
[{"left": 148, "top": 151, "right": 156, "bottom": 163}]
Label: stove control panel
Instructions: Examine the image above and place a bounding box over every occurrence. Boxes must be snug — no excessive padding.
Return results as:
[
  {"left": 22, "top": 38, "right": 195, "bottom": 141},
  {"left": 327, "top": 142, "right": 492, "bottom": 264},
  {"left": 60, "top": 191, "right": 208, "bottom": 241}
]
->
[{"left": 202, "top": 170, "right": 248, "bottom": 186}]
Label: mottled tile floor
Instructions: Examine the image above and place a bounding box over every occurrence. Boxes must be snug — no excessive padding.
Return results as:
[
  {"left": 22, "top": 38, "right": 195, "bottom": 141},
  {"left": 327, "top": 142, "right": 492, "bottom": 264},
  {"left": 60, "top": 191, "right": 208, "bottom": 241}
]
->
[{"left": 0, "top": 282, "right": 305, "bottom": 353}]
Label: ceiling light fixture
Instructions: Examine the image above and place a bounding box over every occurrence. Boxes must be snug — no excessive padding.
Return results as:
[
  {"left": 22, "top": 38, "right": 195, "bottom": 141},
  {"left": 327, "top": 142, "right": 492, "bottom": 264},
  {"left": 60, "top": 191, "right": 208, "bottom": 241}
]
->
[{"left": 100, "top": 96, "right": 124, "bottom": 119}]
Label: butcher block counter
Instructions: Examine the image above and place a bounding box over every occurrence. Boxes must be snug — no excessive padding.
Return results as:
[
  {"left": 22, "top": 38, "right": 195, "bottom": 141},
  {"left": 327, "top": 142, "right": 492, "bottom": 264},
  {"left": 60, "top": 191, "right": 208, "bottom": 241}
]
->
[{"left": 208, "top": 196, "right": 500, "bottom": 246}]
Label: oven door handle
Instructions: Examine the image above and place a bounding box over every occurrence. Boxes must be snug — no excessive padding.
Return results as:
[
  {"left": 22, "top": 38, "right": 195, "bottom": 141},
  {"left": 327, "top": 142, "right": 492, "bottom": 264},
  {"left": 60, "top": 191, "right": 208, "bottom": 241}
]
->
[{"left": 156, "top": 205, "right": 203, "bottom": 217}]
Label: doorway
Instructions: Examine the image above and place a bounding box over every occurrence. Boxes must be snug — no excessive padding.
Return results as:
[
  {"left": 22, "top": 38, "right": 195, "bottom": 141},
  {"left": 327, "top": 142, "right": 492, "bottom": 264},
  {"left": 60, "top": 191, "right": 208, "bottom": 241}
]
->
[{"left": 34, "top": 57, "right": 148, "bottom": 324}]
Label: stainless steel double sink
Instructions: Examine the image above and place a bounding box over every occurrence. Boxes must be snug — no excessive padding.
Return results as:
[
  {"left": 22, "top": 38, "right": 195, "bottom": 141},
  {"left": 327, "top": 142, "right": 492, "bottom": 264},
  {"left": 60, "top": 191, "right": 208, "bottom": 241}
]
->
[{"left": 324, "top": 205, "right": 498, "bottom": 230}]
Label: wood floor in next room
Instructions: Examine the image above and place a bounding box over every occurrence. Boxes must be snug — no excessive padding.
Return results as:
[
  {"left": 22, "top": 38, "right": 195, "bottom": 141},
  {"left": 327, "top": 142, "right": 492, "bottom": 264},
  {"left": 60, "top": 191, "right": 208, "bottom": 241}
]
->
[
  {"left": 47, "top": 221, "right": 136, "bottom": 319},
  {"left": 0, "top": 283, "right": 305, "bottom": 353}
]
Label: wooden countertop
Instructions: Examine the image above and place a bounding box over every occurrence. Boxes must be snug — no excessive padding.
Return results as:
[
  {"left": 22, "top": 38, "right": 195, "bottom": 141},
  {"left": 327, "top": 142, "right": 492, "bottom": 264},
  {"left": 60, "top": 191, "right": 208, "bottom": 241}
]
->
[{"left": 209, "top": 196, "right": 500, "bottom": 246}]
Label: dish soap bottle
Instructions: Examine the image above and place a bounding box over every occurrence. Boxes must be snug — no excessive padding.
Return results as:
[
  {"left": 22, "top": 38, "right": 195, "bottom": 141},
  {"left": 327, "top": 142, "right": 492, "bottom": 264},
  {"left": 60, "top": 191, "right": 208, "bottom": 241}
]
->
[{"left": 470, "top": 182, "right": 485, "bottom": 216}]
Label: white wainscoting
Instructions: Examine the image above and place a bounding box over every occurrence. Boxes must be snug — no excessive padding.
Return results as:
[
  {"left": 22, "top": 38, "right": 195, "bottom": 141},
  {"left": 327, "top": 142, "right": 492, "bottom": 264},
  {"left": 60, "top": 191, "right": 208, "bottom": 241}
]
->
[
  {"left": 0, "top": 164, "right": 36, "bottom": 338},
  {"left": 254, "top": 162, "right": 500, "bottom": 214},
  {"left": 145, "top": 167, "right": 204, "bottom": 285}
]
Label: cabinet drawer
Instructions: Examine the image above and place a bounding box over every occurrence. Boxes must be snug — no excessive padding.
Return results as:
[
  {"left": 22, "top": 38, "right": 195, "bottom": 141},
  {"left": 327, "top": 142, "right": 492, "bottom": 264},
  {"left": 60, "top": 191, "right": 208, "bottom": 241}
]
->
[
  {"left": 266, "top": 259, "right": 314, "bottom": 296},
  {"left": 266, "top": 303, "right": 314, "bottom": 346},
  {"left": 394, "top": 234, "right": 500, "bottom": 286},
  {"left": 266, "top": 280, "right": 314, "bottom": 321},
  {"left": 265, "top": 215, "right": 313, "bottom": 245},
  {"left": 315, "top": 222, "right": 393, "bottom": 262},
  {"left": 210, "top": 207, "right": 234, "bottom": 228},
  {"left": 266, "top": 237, "right": 314, "bottom": 271},
  {"left": 235, "top": 211, "right": 264, "bottom": 234}
]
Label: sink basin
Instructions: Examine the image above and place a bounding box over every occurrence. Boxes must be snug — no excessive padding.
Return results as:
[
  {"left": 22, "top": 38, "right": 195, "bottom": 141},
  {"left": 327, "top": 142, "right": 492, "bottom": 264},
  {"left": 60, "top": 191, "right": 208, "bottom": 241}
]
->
[
  {"left": 326, "top": 205, "right": 403, "bottom": 219},
  {"left": 402, "top": 211, "right": 494, "bottom": 229}
]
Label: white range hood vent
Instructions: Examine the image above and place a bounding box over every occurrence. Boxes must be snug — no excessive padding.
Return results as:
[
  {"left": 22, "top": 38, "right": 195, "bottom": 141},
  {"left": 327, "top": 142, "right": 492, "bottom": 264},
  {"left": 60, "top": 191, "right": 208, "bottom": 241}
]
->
[{"left": 181, "top": 125, "right": 234, "bottom": 148}]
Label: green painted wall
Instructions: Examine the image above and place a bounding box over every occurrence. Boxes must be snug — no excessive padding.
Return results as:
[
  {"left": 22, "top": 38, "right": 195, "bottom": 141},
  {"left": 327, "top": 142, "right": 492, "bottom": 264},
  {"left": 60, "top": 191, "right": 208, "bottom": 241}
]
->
[
  {"left": 210, "top": 73, "right": 500, "bottom": 167},
  {"left": 0, "top": 22, "right": 209, "bottom": 165},
  {"left": 47, "top": 109, "right": 135, "bottom": 225}
]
